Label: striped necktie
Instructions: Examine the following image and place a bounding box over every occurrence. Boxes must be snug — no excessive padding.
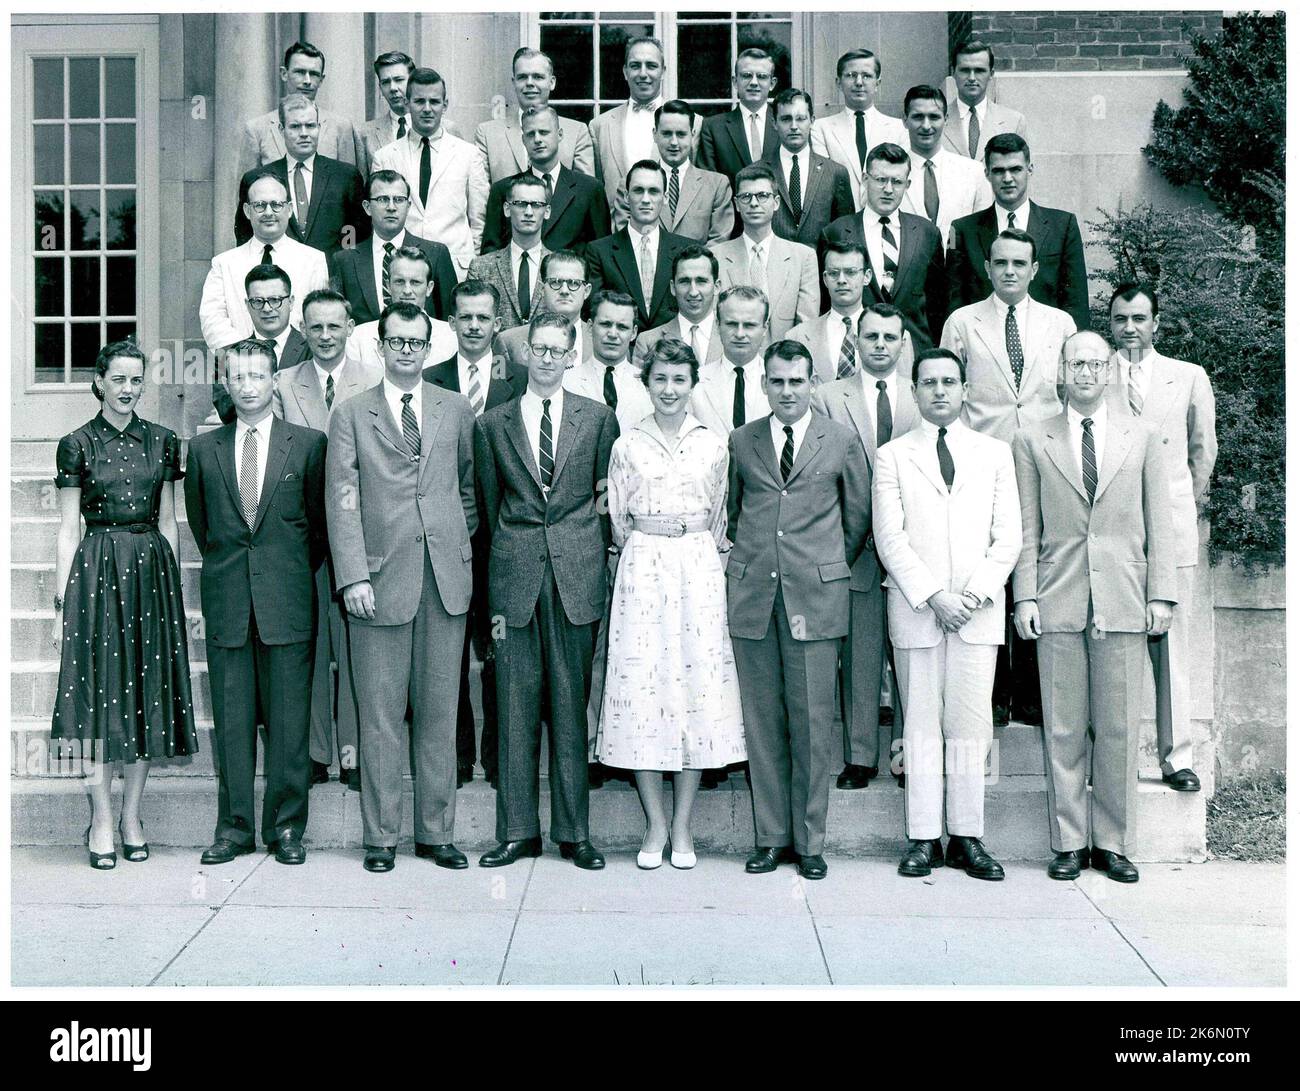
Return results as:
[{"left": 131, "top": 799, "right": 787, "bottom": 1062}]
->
[
  {"left": 1081, "top": 418, "right": 1098, "bottom": 504},
  {"left": 400, "top": 392, "right": 420, "bottom": 458},
  {"left": 879, "top": 217, "right": 898, "bottom": 295},
  {"left": 779, "top": 424, "right": 795, "bottom": 481},
  {"left": 466, "top": 361, "right": 484, "bottom": 416},
  {"left": 836, "top": 316, "right": 856, "bottom": 379},
  {"left": 1128, "top": 361, "right": 1144, "bottom": 415},
  {"left": 240, "top": 428, "right": 259, "bottom": 527},
  {"left": 668, "top": 165, "right": 680, "bottom": 219},
  {"left": 382, "top": 242, "right": 395, "bottom": 306},
  {"left": 538, "top": 398, "right": 555, "bottom": 490}
]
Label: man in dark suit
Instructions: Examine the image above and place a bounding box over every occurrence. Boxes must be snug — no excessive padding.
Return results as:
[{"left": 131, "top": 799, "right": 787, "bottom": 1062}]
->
[
  {"left": 767, "top": 88, "right": 855, "bottom": 250},
  {"left": 948, "top": 132, "right": 1089, "bottom": 330},
  {"left": 586, "top": 160, "right": 695, "bottom": 331},
  {"left": 483, "top": 106, "right": 610, "bottom": 256},
  {"left": 329, "top": 169, "right": 457, "bottom": 325},
  {"left": 423, "top": 279, "right": 529, "bottom": 790},
  {"left": 818, "top": 142, "right": 946, "bottom": 349},
  {"left": 234, "top": 94, "right": 366, "bottom": 257},
  {"left": 185, "top": 338, "right": 328, "bottom": 867},
  {"left": 697, "top": 48, "right": 780, "bottom": 187},
  {"left": 475, "top": 313, "right": 619, "bottom": 871}
]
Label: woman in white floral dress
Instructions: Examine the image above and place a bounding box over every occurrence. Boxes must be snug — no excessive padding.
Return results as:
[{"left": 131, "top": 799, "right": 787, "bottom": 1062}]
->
[{"left": 596, "top": 338, "right": 747, "bottom": 870}]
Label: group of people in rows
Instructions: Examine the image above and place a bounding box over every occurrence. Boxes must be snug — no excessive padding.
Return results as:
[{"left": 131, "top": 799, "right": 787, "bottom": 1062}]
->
[{"left": 51, "top": 35, "right": 1217, "bottom": 886}]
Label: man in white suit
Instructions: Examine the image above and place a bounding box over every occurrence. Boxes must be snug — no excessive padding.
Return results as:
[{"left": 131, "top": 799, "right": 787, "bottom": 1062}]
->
[
  {"left": 898, "top": 85, "right": 991, "bottom": 247},
  {"left": 1108, "top": 283, "right": 1218, "bottom": 792},
  {"left": 475, "top": 47, "right": 595, "bottom": 184},
  {"left": 238, "top": 41, "right": 359, "bottom": 174},
  {"left": 874, "top": 347, "right": 1021, "bottom": 880},
  {"left": 787, "top": 240, "right": 869, "bottom": 384},
  {"left": 372, "top": 67, "right": 489, "bottom": 279},
  {"left": 689, "top": 285, "right": 772, "bottom": 440},
  {"left": 653, "top": 100, "right": 735, "bottom": 245},
  {"left": 357, "top": 51, "right": 415, "bottom": 178},
  {"left": 633, "top": 245, "right": 724, "bottom": 371},
  {"left": 943, "top": 40, "right": 1029, "bottom": 161},
  {"left": 811, "top": 49, "right": 908, "bottom": 211},
  {"left": 710, "top": 163, "right": 818, "bottom": 340}
]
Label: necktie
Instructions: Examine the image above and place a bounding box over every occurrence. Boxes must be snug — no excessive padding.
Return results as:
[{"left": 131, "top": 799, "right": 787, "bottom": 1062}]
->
[
  {"left": 466, "top": 361, "right": 484, "bottom": 416},
  {"left": 400, "top": 392, "right": 420, "bottom": 458},
  {"left": 668, "top": 165, "right": 680, "bottom": 220},
  {"left": 879, "top": 217, "right": 898, "bottom": 295},
  {"left": 779, "top": 424, "right": 795, "bottom": 481},
  {"left": 748, "top": 112, "right": 762, "bottom": 163},
  {"left": 732, "top": 366, "right": 746, "bottom": 429},
  {"left": 419, "top": 136, "right": 432, "bottom": 207},
  {"left": 517, "top": 250, "right": 531, "bottom": 320},
  {"left": 1128, "top": 362, "right": 1144, "bottom": 416},
  {"left": 538, "top": 170, "right": 553, "bottom": 203},
  {"left": 1081, "top": 418, "right": 1097, "bottom": 504},
  {"left": 1007, "top": 210, "right": 1017, "bottom": 230},
  {"left": 382, "top": 241, "right": 395, "bottom": 306},
  {"left": 396, "top": 114, "right": 407, "bottom": 140},
  {"left": 324, "top": 373, "right": 334, "bottom": 412},
  {"left": 937, "top": 425, "right": 955, "bottom": 491},
  {"left": 876, "top": 380, "right": 893, "bottom": 446},
  {"left": 836, "top": 316, "right": 856, "bottom": 379},
  {"left": 603, "top": 365, "right": 618, "bottom": 410},
  {"left": 749, "top": 243, "right": 766, "bottom": 296},
  {"left": 293, "top": 162, "right": 308, "bottom": 225},
  {"left": 240, "top": 428, "right": 259, "bottom": 527},
  {"left": 789, "top": 153, "right": 802, "bottom": 223},
  {"left": 261, "top": 242, "right": 274, "bottom": 265},
  {"left": 638, "top": 231, "right": 654, "bottom": 308},
  {"left": 854, "top": 110, "right": 868, "bottom": 168},
  {"left": 967, "top": 108, "right": 980, "bottom": 159},
  {"left": 923, "top": 158, "right": 939, "bottom": 224},
  {"left": 539, "top": 398, "right": 554, "bottom": 490},
  {"left": 689, "top": 323, "right": 703, "bottom": 365},
  {"left": 1005, "top": 303, "right": 1024, "bottom": 388}
]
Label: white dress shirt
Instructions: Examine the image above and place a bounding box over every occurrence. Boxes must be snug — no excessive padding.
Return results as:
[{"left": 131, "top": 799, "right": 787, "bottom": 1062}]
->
[
  {"left": 624, "top": 97, "right": 663, "bottom": 167},
  {"left": 675, "top": 311, "right": 715, "bottom": 360},
  {"left": 742, "top": 103, "right": 769, "bottom": 156},
  {"left": 778, "top": 145, "right": 811, "bottom": 195},
  {"left": 863, "top": 210, "right": 901, "bottom": 288},
  {"left": 520, "top": 385, "right": 565, "bottom": 482},
  {"left": 1067, "top": 400, "right": 1108, "bottom": 479},
  {"left": 456, "top": 352, "right": 493, "bottom": 414},
  {"left": 826, "top": 307, "right": 863, "bottom": 363},
  {"left": 564, "top": 359, "right": 653, "bottom": 433},
  {"left": 769, "top": 408, "right": 812, "bottom": 465},
  {"left": 286, "top": 153, "right": 315, "bottom": 225},
  {"left": 532, "top": 161, "right": 562, "bottom": 194},
  {"left": 233, "top": 412, "right": 274, "bottom": 499},
  {"left": 370, "top": 229, "right": 408, "bottom": 308},
  {"left": 313, "top": 359, "right": 344, "bottom": 410},
  {"left": 382, "top": 376, "right": 422, "bottom": 438},
  {"left": 629, "top": 223, "right": 661, "bottom": 288},
  {"left": 859, "top": 367, "right": 898, "bottom": 437},
  {"left": 1116, "top": 347, "right": 1154, "bottom": 406},
  {"left": 956, "top": 99, "right": 987, "bottom": 132},
  {"left": 990, "top": 293, "right": 1028, "bottom": 356},
  {"left": 995, "top": 200, "right": 1030, "bottom": 233}
]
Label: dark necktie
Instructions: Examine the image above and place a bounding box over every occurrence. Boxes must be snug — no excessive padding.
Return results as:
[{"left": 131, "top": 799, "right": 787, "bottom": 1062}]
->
[
  {"left": 419, "top": 136, "right": 432, "bottom": 207},
  {"left": 382, "top": 241, "right": 395, "bottom": 306},
  {"left": 539, "top": 398, "right": 554, "bottom": 490},
  {"left": 668, "top": 165, "right": 680, "bottom": 219},
  {"left": 293, "top": 162, "right": 308, "bottom": 225},
  {"left": 779, "top": 424, "right": 795, "bottom": 481},
  {"left": 854, "top": 110, "right": 868, "bottom": 168},
  {"left": 396, "top": 114, "right": 407, "bottom": 140},
  {"left": 836, "top": 316, "right": 856, "bottom": 379},
  {"left": 876, "top": 379, "right": 892, "bottom": 446},
  {"left": 937, "top": 425, "right": 955, "bottom": 491},
  {"left": 1007, "top": 210, "right": 1017, "bottom": 230},
  {"left": 261, "top": 242, "right": 273, "bottom": 265},
  {"left": 732, "top": 365, "right": 746, "bottom": 429},
  {"left": 923, "top": 158, "right": 939, "bottom": 224},
  {"left": 879, "top": 216, "right": 898, "bottom": 295},
  {"left": 240, "top": 428, "right": 259, "bottom": 527},
  {"left": 1005, "top": 303, "right": 1024, "bottom": 388},
  {"left": 967, "top": 108, "right": 980, "bottom": 159},
  {"left": 517, "top": 251, "right": 531, "bottom": 320},
  {"left": 1081, "top": 418, "right": 1097, "bottom": 505},
  {"left": 324, "top": 372, "right": 334, "bottom": 412},
  {"left": 603, "top": 365, "right": 618, "bottom": 410},
  {"left": 400, "top": 392, "right": 420, "bottom": 458},
  {"left": 789, "top": 153, "right": 802, "bottom": 223},
  {"left": 537, "top": 169, "right": 553, "bottom": 203}
]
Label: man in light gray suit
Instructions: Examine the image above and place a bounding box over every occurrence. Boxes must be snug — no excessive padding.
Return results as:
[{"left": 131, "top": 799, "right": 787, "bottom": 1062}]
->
[
  {"left": 357, "top": 51, "right": 415, "bottom": 178},
  {"left": 1108, "top": 283, "right": 1217, "bottom": 792},
  {"left": 943, "top": 40, "right": 1028, "bottom": 161},
  {"left": 1013, "top": 331, "right": 1176, "bottom": 885},
  {"left": 273, "top": 289, "right": 382, "bottom": 793},
  {"left": 728, "top": 339, "right": 872, "bottom": 880},
  {"left": 653, "top": 100, "right": 734, "bottom": 245},
  {"left": 325, "top": 301, "right": 478, "bottom": 874}
]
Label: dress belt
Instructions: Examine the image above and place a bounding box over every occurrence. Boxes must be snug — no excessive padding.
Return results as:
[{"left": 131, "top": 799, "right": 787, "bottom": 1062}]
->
[
  {"left": 85, "top": 523, "right": 157, "bottom": 535},
  {"left": 631, "top": 513, "right": 711, "bottom": 537}
]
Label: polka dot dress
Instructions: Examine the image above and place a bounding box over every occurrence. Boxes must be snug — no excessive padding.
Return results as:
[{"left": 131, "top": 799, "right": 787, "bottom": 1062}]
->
[{"left": 51, "top": 414, "right": 199, "bottom": 762}]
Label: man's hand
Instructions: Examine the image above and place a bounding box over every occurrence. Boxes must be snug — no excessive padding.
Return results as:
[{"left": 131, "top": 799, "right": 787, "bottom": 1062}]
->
[
  {"left": 49, "top": 613, "right": 63, "bottom": 654},
  {"left": 928, "top": 590, "right": 972, "bottom": 633},
  {"left": 1013, "top": 601, "right": 1041, "bottom": 641},
  {"left": 1146, "top": 600, "right": 1174, "bottom": 636},
  {"left": 606, "top": 551, "right": 619, "bottom": 589},
  {"left": 342, "top": 580, "right": 376, "bottom": 620}
]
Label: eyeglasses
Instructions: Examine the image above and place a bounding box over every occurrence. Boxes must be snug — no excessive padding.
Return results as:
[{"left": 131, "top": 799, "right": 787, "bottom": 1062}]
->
[
  {"left": 382, "top": 337, "right": 430, "bottom": 353},
  {"left": 248, "top": 200, "right": 289, "bottom": 213},
  {"left": 735, "top": 191, "right": 776, "bottom": 205},
  {"left": 1065, "top": 358, "right": 1109, "bottom": 375},
  {"left": 246, "top": 295, "right": 289, "bottom": 310},
  {"left": 510, "top": 199, "right": 549, "bottom": 211},
  {"left": 544, "top": 277, "right": 586, "bottom": 292},
  {"left": 368, "top": 195, "right": 410, "bottom": 207},
  {"left": 866, "top": 176, "right": 904, "bottom": 190},
  {"left": 529, "top": 345, "right": 571, "bottom": 361}
]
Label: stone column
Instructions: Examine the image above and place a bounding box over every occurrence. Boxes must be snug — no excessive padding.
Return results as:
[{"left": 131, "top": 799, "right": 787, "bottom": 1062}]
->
[{"left": 304, "top": 11, "right": 368, "bottom": 127}]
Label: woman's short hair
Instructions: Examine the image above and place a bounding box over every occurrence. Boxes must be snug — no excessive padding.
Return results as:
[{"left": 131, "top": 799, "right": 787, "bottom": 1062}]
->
[
  {"left": 92, "top": 339, "right": 146, "bottom": 402},
  {"left": 640, "top": 336, "right": 700, "bottom": 389}
]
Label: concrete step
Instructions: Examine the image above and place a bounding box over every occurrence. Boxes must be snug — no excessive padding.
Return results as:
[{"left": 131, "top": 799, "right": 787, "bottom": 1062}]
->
[
  {"left": 11, "top": 441, "right": 60, "bottom": 469},
  {"left": 12, "top": 562, "right": 203, "bottom": 610},
  {"left": 12, "top": 612, "right": 209, "bottom": 663},
  {"left": 12, "top": 657, "right": 214, "bottom": 721},
  {"left": 11, "top": 517, "right": 201, "bottom": 563}
]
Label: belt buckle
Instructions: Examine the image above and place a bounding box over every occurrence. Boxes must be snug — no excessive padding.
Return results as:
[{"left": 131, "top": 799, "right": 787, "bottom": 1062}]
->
[{"left": 670, "top": 517, "right": 686, "bottom": 538}]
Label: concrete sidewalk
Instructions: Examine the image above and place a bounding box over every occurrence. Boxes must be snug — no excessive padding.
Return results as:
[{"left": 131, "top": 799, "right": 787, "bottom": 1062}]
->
[{"left": 10, "top": 849, "right": 1285, "bottom": 988}]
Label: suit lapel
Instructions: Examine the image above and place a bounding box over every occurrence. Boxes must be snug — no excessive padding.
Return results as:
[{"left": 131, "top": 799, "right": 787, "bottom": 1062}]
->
[
  {"left": 549, "top": 395, "right": 583, "bottom": 487},
  {"left": 649, "top": 234, "right": 676, "bottom": 319},
  {"left": 894, "top": 376, "right": 922, "bottom": 435},
  {"left": 783, "top": 420, "right": 823, "bottom": 485},
  {"left": 425, "top": 136, "right": 455, "bottom": 194},
  {"left": 895, "top": 214, "right": 921, "bottom": 296},
  {"left": 904, "top": 432, "right": 950, "bottom": 496},
  {"left": 669, "top": 168, "right": 703, "bottom": 231},
  {"left": 252, "top": 420, "right": 292, "bottom": 534},
  {"left": 293, "top": 364, "right": 329, "bottom": 432},
  {"left": 300, "top": 157, "right": 327, "bottom": 238},
  {"left": 799, "top": 157, "right": 829, "bottom": 225},
  {"left": 841, "top": 379, "right": 876, "bottom": 465},
  {"left": 767, "top": 239, "right": 793, "bottom": 306},
  {"left": 971, "top": 297, "right": 1017, "bottom": 392},
  {"left": 746, "top": 420, "right": 779, "bottom": 484},
  {"left": 1094, "top": 414, "right": 1135, "bottom": 502},
  {"left": 502, "top": 398, "right": 544, "bottom": 491},
  {"left": 368, "top": 388, "right": 406, "bottom": 458},
  {"left": 338, "top": 356, "right": 372, "bottom": 399},
  {"left": 356, "top": 238, "right": 382, "bottom": 319},
  {"left": 548, "top": 167, "right": 578, "bottom": 226},
  {"left": 213, "top": 426, "right": 245, "bottom": 518},
  {"left": 417, "top": 388, "right": 445, "bottom": 483},
  {"left": 606, "top": 106, "right": 630, "bottom": 190},
  {"left": 612, "top": 231, "right": 647, "bottom": 315},
  {"left": 726, "top": 109, "right": 751, "bottom": 167},
  {"left": 1043, "top": 415, "right": 1088, "bottom": 503},
  {"left": 504, "top": 114, "right": 527, "bottom": 173}
]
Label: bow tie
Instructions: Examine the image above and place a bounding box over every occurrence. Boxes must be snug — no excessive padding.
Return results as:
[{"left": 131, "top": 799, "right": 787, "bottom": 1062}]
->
[{"left": 631, "top": 100, "right": 658, "bottom": 113}]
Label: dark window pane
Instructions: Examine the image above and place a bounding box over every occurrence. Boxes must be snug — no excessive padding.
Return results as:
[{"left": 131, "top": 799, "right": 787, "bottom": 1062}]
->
[
  {"left": 69, "top": 124, "right": 99, "bottom": 184},
  {"left": 71, "top": 323, "right": 104, "bottom": 375},
  {"left": 105, "top": 124, "right": 135, "bottom": 184},
  {"left": 599, "top": 23, "right": 654, "bottom": 101},
  {"left": 677, "top": 24, "right": 731, "bottom": 101},
  {"left": 601, "top": 12, "right": 650, "bottom": 19},
  {"left": 540, "top": 12, "right": 594, "bottom": 19},
  {"left": 106, "top": 257, "right": 135, "bottom": 316},
  {"left": 71, "top": 256, "right": 100, "bottom": 316},
  {"left": 741, "top": 23, "right": 792, "bottom": 94},
  {"left": 70, "top": 191, "right": 101, "bottom": 249},
  {"left": 33, "top": 59, "right": 64, "bottom": 120},
  {"left": 106, "top": 322, "right": 136, "bottom": 346},
  {"left": 540, "top": 25, "right": 594, "bottom": 101},
  {"left": 34, "top": 324, "right": 67, "bottom": 381},
  {"left": 35, "top": 193, "right": 64, "bottom": 251},
  {"left": 105, "top": 191, "right": 135, "bottom": 249},
  {"left": 739, "top": 12, "right": 793, "bottom": 18},
  {"left": 35, "top": 257, "right": 64, "bottom": 316},
  {"left": 696, "top": 101, "right": 734, "bottom": 118},
  {"left": 556, "top": 102, "right": 594, "bottom": 124},
  {"left": 680, "top": 11, "right": 731, "bottom": 18},
  {"left": 34, "top": 126, "right": 64, "bottom": 185},
  {"left": 105, "top": 57, "right": 135, "bottom": 117},
  {"left": 68, "top": 57, "right": 99, "bottom": 119}
]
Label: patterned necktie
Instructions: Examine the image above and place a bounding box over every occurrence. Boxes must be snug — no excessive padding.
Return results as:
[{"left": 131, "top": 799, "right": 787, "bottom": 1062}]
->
[
  {"left": 539, "top": 398, "right": 554, "bottom": 490},
  {"left": 400, "top": 392, "right": 420, "bottom": 458},
  {"left": 261, "top": 242, "right": 274, "bottom": 265},
  {"left": 240, "top": 428, "right": 259, "bottom": 527},
  {"left": 749, "top": 112, "right": 762, "bottom": 162},
  {"left": 1128, "top": 362, "right": 1144, "bottom": 415},
  {"left": 789, "top": 153, "right": 802, "bottom": 223},
  {"left": 937, "top": 425, "right": 955, "bottom": 491},
  {"left": 638, "top": 231, "right": 654, "bottom": 308},
  {"left": 539, "top": 170, "right": 553, "bottom": 203},
  {"left": 689, "top": 324, "right": 703, "bottom": 365},
  {"left": 396, "top": 114, "right": 407, "bottom": 140},
  {"left": 419, "top": 136, "right": 432, "bottom": 207},
  {"left": 382, "top": 242, "right": 395, "bottom": 306},
  {"left": 854, "top": 110, "right": 868, "bottom": 169},
  {"left": 967, "top": 108, "right": 980, "bottom": 159},
  {"left": 836, "top": 316, "right": 856, "bottom": 379},
  {"left": 324, "top": 372, "right": 334, "bottom": 412},
  {"left": 1005, "top": 303, "right": 1024, "bottom": 388},
  {"left": 732, "top": 366, "right": 746, "bottom": 429},
  {"left": 876, "top": 379, "right": 893, "bottom": 446},
  {"left": 517, "top": 250, "right": 531, "bottom": 320},
  {"left": 466, "top": 361, "right": 484, "bottom": 416},
  {"left": 293, "top": 162, "right": 308, "bottom": 225},
  {"left": 749, "top": 242, "right": 766, "bottom": 296},
  {"left": 1007, "top": 210, "right": 1017, "bottom": 230},
  {"left": 879, "top": 217, "right": 898, "bottom": 295},
  {"left": 668, "top": 166, "right": 680, "bottom": 220},
  {"left": 780, "top": 424, "right": 795, "bottom": 481},
  {"left": 603, "top": 365, "right": 618, "bottom": 410},
  {"left": 923, "top": 158, "right": 939, "bottom": 224},
  {"left": 1081, "top": 418, "right": 1097, "bottom": 504}
]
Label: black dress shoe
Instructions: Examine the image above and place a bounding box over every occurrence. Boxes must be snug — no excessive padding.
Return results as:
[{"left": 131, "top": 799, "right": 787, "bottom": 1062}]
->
[
  {"left": 587, "top": 763, "right": 607, "bottom": 789},
  {"left": 945, "top": 835, "right": 1005, "bottom": 881},
  {"left": 457, "top": 764, "right": 473, "bottom": 788},
  {"left": 485, "top": 768, "right": 499, "bottom": 790},
  {"left": 1047, "top": 848, "right": 1090, "bottom": 881},
  {"left": 878, "top": 705, "right": 895, "bottom": 726},
  {"left": 798, "top": 853, "right": 828, "bottom": 880},
  {"left": 992, "top": 702, "right": 1011, "bottom": 728},
  {"left": 1162, "top": 768, "right": 1201, "bottom": 792},
  {"left": 745, "top": 845, "right": 798, "bottom": 874},
  {"left": 559, "top": 840, "right": 606, "bottom": 870},
  {"left": 479, "top": 837, "right": 543, "bottom": 867},
  {"left": 835, "top": 763, "right": 877, "bottom": 790},
  {"left": 340, "top": 767, "right": 361, "bottom": 792},
  {"left": 699, "top": 768, "right": 725, "bottom": 790},
  {"left": 1016, "top": 704, "right": 1044, "bottom": 728},
  {"left": 200, "top": 838, "right": 255, "bottom": 866},
  {"left": 415, "top": 842, "right": 469, "bottom": 869},
  {"left": 894, "top": 771, "right": 906, "bottom": 789},
  {"left": 310, "top": 760, "right": 331, "bottom": 786},
  {"left": 1090, "top": 848, "right": 1140, "bottom": 883},
  {"left": 363, "top": 845, "right": 396, "bottom": 872},
  {"left": 270, "top": 828, "right": 306, "bottom": 865},
  {"left": 897, "top": 838, "right": 944, "bottom": 877}
]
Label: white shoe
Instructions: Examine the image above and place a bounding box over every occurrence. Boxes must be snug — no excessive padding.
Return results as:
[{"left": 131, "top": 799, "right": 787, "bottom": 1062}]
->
[
  {"left": 637, "top": 847, "right": 664, "bottom": 870},
  {"left": 670, "top": 849, "right": 697, "bottom": 870}
]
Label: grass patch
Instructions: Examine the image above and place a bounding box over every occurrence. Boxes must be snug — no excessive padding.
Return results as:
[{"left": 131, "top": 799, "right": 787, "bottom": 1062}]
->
[{"left": 1207, "top": 770, "right": 1286, "bottom": 861}]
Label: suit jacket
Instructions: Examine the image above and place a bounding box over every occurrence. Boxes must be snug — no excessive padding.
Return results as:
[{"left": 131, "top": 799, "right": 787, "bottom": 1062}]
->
[
  {"left": 183, "top": 417, "right": 327, "bottom": 647},
  {"left": 1106, "top": 350, "right": 1217, "bottom": 567},
  {"left": 690, "top": 358, "right": 771, "bottom": 440},
  {"left": 474, "top": 391, "right": 619, "bottom": 627},
  {"left": 710, "top": 233, "right": 819, "bottom": 340},
  {"left": 422, "top": 354, "right": 529, "bottom": 410},
  {"left": 588, "top": 104, "right": 703, "bottom": 228},
  {"left": 475, "top": 113, "right": 595, "bottom": 184},
  {"left": 585, "top": 227, "right": 696, "bottom": 331},
  {"left": 659, "top": 164, "right": 735, "bottom": 245},
  {"left": 786, "top": 312, "right": 859, "bottom": 386},
  {"left": 941, "top": 295, "right": 1076, "bottom": 445},
  {"left": 811, "top": 368, "right": 922, "bottom": 470},
  {"left": 467, "top": 245, "right": 551, "bottom": 331},
  {"left": 941, "top": 98, "right": 1028, "bottom": 161},
  {"left": 482, "top": 165, "right": 610, "bottom": 256},
  {"left": 329, "top": 232, "right": 458, "bottom": 325},
  {"left": 199, "top": 237, "right": 329, "bottom": 352},
  {"left": 496, "top": 320, "right": 593, "bottom": 372},
  {"left": 810, "top": 106, "right": 909, "bottom": 210},
  {"left": 357, "top": 113, "right": 464, "bottom": 178},
  {"left": 213, "top": 326, "right": 312, "bottom": 425},
  {"left": 873, "top": 423, "right": 1021, "bottom": 648},
  {"left": 768, "top": 149, "right": 856, "bottom": 249},
  {"left": 818, "top": 210, "right": 947, "bottom": 350},
  {"left": 1012, "top": 412, "right": 1177, "bottom": 633},
  {"left": 948, "top": 201, "right": 1090, "bottom": 330},
  {"left": 898, "top": 148, "right": 993, "bottom": 248},
  {"left": 325, "top": 382, "right": 478, "bottom": 625},
  {"left": 697, "top": 106, "right": 780, "bottom": 183},
  {"left": 272, "top": 355, "right": 383, "bottom": 432},
  {"left": 234, "top": 155, "right": 367, "bottom": 256},
  {"left": 632, "top": 315, "right": 723, "bottom": 371},
  {"left": 237, "top": 107, "right": 359, "bottom": 176},
  {"left": 725, "top": 414, "right": 871, "bottom": 640},
  {"left": 371, "top": 131, "right": 489, "bottom": 276}
]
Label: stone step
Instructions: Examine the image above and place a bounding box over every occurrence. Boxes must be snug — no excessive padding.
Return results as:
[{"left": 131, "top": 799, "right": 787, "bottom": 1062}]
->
[
  {"left": 12, "top": 658, "right": 215, "bottom": 721},
  {"left": 8, "top": 773, "right": 1206, "bottom": 862},
  {"left": 12, "top": 562, "right": 203, "bottom": 610},
  {"left": 12, "top": 612, "right": 209, "bottom": 663},
  {"left": 11, "top": 517, "right": 201, "bottom": 563},
  {"left": 11, "top": 442, "right": 60, "bottom": 469}
]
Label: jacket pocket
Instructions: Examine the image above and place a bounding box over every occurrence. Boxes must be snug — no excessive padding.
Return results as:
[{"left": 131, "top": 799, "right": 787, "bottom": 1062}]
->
[
  {"left": 818, "top": 560, "right": 852, "bottom": 582},
  {"left": 726, "top": 558, "right": 747, "bottom": 580},
  {"left": 460, "top": 541, "right": 473, "bottom": 562},
  {"left": 366, "top": 554, "right": 385, "bottom": 574}
]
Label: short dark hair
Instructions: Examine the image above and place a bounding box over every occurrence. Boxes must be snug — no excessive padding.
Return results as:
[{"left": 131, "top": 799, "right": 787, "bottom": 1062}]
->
[
  {"left": 858, "top": 301, "right": 904, "bottom": 332},
  {"left": 672, "top": 244, "right": 719, "bottom": 281},
  {"left": 378, "top": 300, "right": 432, "bottom": 341},
  {"left": 952, "top": 39, "right": 996, "bottom": 72},
  {"left": 991, "top": 227, "right": 1037, "bottom": 263},
  {"left": 836, "top": 48, "right": 880, "bottom": 80},
  {"left": 539, "top": 249, "right": 586, "bottom": 280},
  {"left": 528, "top": 311, "right": 577, "bottom": 350},
  {"left": 225, "top": 337, "right": 277, "bottom": 369},
  {"left": 763, "top": 338, "right": 814, "bottom": 378},
  {"left": 451, "top": 278, "right": 500, "bottom": 313},
  {"left": 718, "top": 284, "right": 770, "bottom": 324},
  {"left": 1110, "top": 281, "right": 1160, "bottom": 318},
  {"left": 244, "top": 263, "right": 291, "bottom": 296},
  {"left": 625, "top": 158, "right": 666, "bottom": 190},
  {"left": 734, "top": 161, "right": 779, "bottom": 191},
  {"left": 302, "top": 288, "right": 352, "bottom": 322},
  {"left": 984, "top": 132, "right": 1031, "bottom": 165},
  {"left": 822, "top": 239, "right": 869, "bottom": 269},
  {"left": 372, "top": 51, "right": 415, "bottom": 78},
  {"left": 641, "top": 336, "right": 700, "bottom": 389},
  {"left": 92, "top": 339, "right": 145, "bottom": 401},
  {"left": 505, "top": 172, "right": 549, "bottom": 202},
  {"left": 903, "top": 84, "right": 948, "bottom": 115},
  {"left": 654, "top": 99, "right": 696, "bottom": 128},
  {"left": 624, "top": 36, "right": 664, "bottom": 64},
  {"left": 912, "top": 346, "right": 966, "bottom": 384},
  {"left": 773, "top": 87, "right": 814, "bottom": 115},
  {"left": 366, "top": 168, "right": 410, "bottom": 199},
  {"left": 865, "top": 142, "right": 910, "bottom": 171},
  {"left": 283, "top": 41, "right": 325, "bottom": 74},
  {"left": 389, "top": 244, "right": 435, "bottom": 283},
  {"left": 407, "top": 67, "right": 446, "bottom": 95},
  {"left": 590, "top": 289, "right": 638, "bottom": 325}
]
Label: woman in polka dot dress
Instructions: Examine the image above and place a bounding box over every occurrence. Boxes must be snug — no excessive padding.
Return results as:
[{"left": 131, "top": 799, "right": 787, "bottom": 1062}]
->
[{"left": 50, "top": 341, "right": 198, "bottom": 869}]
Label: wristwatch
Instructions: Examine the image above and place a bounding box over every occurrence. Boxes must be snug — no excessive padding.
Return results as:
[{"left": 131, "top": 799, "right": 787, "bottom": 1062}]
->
[
  {"left": 960, "top": 590, "right": 981, "bottom": 608},
  {"left": 53, "top": 594, "right": 65, "bottom": 611}
]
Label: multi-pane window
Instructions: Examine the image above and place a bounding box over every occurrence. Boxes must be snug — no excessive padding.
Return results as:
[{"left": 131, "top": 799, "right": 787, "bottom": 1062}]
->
[
  {"left": 539, "top": 12, "right": 658, "bottom": 123},
  {"left": 676, "top": 12, "right": 793, "bottom": 117},
  {"left": 31, "top": 55, "right": 138, "bottom": 384}
]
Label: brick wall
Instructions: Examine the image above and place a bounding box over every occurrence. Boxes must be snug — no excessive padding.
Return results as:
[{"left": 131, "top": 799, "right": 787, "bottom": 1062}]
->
[{"left": 964, "top": 11, "right": 1223, "bottom": 72}]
